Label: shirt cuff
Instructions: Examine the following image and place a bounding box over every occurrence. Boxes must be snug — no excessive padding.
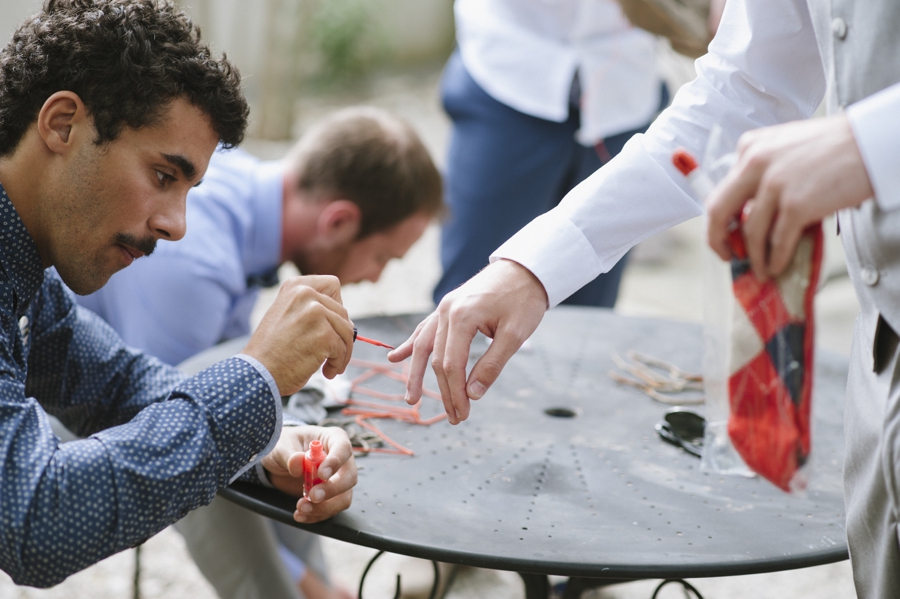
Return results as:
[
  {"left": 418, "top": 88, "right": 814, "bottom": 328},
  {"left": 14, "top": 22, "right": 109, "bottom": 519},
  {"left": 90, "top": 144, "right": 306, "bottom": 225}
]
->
[
  {"left": 491, "top": 211, "right": 604, "bottom": 308},
  {"left": 250, "top": 416, "right": 306, "bottom": 488},
  {"left": 847, "top": 82, "right": 900, "bottom": 211},
  {"left": 253, "top": 463, "right": 274, "bottom": 488},
  {"left": 231, "top": 353, "right": 283, "bottom": 483}
]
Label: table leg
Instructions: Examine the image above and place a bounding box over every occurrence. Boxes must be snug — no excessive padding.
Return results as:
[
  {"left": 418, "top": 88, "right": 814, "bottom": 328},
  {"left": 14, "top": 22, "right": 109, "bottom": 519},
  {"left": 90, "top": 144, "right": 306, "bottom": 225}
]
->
[
  {"left": 517, "top": 574, "right": 634, "bottom": 598},
  {"left": 518, "top": 573, "right": 549, "bottom": 599},
  {"left": 561, "top": 577, "right": 633, "bottom": 598}
]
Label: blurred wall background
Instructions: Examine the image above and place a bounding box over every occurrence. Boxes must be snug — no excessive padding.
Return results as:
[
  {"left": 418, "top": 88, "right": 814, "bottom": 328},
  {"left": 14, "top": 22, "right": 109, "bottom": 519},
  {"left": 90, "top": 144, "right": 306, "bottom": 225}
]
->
[
  {"left": 0, "top": 0, "right": 43, "bottom": 41},
  {"left": 0, "top": 0, "right": 455, "bottom": 140},
  {"left": 177, "top": 0, "right": 455, "bottom": 139}
]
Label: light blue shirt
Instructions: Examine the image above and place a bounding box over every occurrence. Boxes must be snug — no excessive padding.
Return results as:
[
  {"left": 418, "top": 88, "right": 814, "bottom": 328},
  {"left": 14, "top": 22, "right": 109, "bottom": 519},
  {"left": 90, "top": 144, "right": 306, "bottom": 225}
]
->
[{"left": 78, "top": 147, "right": 285, "bottom": 367}]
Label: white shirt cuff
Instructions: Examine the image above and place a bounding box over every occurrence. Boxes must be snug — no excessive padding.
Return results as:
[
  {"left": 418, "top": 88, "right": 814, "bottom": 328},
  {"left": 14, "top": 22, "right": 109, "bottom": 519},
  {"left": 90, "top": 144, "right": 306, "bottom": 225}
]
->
[
  {"left": 847, "top": 82, "right": 900, "bottom": 212},
  {"left": 491, "top": 211, "right": 604, "bottom": 308}
]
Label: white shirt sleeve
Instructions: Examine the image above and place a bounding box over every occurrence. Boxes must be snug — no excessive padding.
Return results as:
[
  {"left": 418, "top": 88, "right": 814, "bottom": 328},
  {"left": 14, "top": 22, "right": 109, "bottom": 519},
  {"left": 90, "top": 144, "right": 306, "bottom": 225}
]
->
[
  {"left": 846, "top": 82, "right": 900, "bottom": 212},
  {"left": 491, "top": 0, "right": 827, "bottom": 308}
]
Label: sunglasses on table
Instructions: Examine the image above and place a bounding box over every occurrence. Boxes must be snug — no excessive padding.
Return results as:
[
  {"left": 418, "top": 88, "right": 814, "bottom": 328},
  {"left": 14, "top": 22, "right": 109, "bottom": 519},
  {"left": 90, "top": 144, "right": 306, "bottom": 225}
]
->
[{"left": 655, "top": 408, "right": 706, "bottom": 458}]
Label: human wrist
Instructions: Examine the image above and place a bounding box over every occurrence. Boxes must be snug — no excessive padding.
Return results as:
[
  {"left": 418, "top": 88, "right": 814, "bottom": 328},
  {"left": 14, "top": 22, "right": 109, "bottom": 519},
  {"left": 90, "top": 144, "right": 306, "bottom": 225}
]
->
[{"left": 492, "top": 259, "right": 549, "bottom": 310}]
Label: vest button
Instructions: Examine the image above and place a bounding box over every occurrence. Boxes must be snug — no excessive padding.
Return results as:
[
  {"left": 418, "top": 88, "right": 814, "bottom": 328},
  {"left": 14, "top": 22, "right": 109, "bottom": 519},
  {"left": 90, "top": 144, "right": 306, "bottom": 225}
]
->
[
  {"left": 831, "top": 17, "right": 848, "bottom": 40},
  {"left": 861, "top": 265, "right": 880, "bottom": 286}
]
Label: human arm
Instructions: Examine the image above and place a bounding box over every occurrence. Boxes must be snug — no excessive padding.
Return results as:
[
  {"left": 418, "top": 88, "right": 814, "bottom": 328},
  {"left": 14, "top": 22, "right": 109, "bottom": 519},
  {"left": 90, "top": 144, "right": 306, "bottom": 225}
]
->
[
  {"left": 259, "top": 425, "right": 357, "bottom": 523},
  {"left": 6, "top": 274, "right": 282, "bottom": 587},
  {"left": 391, "top": 0, "right": 826, "bottom": 422},
  {"left": 4, "top": 273, "right": 352, "bottom": 586}
]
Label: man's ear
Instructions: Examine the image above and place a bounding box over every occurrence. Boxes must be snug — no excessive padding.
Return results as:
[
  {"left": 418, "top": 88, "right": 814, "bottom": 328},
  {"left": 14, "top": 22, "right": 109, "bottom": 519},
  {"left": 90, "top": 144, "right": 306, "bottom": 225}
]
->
[
  {"left": 317, "top": 199, "right": 361, "bottom": 246},
  {"left": 36, "top": 91, "right": 87, "bottom": 155}
]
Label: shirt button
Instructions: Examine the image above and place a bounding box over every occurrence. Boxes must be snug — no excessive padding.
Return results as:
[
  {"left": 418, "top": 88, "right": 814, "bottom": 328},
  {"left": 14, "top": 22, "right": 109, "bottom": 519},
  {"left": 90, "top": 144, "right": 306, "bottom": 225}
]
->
[
  {"left": 832, "top": 17, "right": 848, "bottom": 40},
  {"left": 18, "top": 316, "right": 28, "bottom": 335},
  {"left": 860, "top": 265, "right": 879, "bottom": 286}
]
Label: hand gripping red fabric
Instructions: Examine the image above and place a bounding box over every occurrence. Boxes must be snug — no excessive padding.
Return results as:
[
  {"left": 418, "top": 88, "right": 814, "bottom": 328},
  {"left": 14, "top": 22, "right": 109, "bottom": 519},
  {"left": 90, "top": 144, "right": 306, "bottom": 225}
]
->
[{"left": 673, "top": 148, "right": 823, "bottom": 491}]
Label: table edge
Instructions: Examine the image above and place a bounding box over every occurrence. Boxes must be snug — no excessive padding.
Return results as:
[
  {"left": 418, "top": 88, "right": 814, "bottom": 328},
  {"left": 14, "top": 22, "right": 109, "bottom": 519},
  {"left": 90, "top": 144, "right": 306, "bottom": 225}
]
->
[{"left": 218, "top": 484, "right": 848, "bottom": 579}]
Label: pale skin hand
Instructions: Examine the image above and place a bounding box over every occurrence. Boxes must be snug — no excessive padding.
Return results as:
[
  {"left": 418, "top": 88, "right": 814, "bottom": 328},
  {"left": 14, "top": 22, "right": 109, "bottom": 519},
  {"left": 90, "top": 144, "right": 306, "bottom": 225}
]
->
[
  {"left": 387, "top": 259, "right": 548, "bottom": 425},
  {"left": 706, "top": 114, "right": 875, "bottom": 278},
  {"left": 243, "top": 275, "right": 354, "bottom": 396},
  {"left": 261, "top": 425, "right": 357, "bottom": 523}
]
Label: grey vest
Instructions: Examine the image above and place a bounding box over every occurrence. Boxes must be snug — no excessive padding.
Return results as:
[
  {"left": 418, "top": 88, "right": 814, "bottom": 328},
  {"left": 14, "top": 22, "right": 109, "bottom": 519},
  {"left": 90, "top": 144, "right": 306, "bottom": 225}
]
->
[
  {"left": 812, "top": 0, "right": 900, "bottom": 353},
  {"left": 809, "top": 3, "right": 900, "bottom": 597}
]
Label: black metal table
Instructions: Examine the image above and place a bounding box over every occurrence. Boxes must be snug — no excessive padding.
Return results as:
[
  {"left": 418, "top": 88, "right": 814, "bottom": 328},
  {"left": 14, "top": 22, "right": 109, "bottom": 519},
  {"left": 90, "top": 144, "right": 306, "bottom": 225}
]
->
[{"left": 182, "top": 307, "right": 849, "bottom": 598}]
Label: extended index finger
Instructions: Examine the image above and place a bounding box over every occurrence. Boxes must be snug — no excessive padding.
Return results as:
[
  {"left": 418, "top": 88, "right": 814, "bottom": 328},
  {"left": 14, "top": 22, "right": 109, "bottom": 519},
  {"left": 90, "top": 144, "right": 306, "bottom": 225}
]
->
[{"left": 393, "top": 314, "right": 438, "bottom": 405}]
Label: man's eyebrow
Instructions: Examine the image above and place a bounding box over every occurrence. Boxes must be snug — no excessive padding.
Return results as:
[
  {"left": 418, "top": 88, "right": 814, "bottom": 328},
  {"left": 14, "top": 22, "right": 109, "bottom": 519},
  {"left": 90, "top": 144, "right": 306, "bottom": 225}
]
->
[{"left": 161, "top": 153, "right": 197, "bottom": 180}]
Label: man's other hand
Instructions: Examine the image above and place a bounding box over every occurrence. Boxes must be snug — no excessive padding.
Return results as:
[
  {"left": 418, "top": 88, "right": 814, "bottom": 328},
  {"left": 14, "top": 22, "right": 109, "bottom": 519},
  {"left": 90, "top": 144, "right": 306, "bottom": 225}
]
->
[
  {"left": 262, "top": 425, "right": 357, "bottom": 523},
  {"left": 387, "top": 259, "right": 548, "bottom": 425},
  {"left": 706, "top": 114, "right": 874, "bottom": 279},
  {"left": 243, "top": 275, "right": 354, "bottom": 396}
]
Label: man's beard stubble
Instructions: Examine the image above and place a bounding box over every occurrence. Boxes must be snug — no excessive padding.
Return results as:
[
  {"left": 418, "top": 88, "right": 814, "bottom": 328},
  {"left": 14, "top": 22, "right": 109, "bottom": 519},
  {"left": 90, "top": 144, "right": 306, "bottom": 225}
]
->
[
  {"left": 63, "top": 231, "right": 157, "bottom": 296},
  {"left": 50, "top": 138, "right": 161, "bottom": 295}
]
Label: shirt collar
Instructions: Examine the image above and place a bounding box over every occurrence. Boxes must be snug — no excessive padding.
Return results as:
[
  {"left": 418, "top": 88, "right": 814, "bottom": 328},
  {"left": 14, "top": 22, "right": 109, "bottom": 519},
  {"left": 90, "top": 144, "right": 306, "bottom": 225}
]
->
[
  {"left": 0, "top": 182, "right": 45, "bottom": 313},
  {"left": 243, "top": 159, "right": 285, "bottom": 283}
]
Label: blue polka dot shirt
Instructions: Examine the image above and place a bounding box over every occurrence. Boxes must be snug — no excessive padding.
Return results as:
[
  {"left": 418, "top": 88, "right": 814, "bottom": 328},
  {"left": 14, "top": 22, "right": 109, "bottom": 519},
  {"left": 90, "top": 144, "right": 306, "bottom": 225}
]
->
[{"left": 0, "top": 184, "right": 282, "bottom": 587}]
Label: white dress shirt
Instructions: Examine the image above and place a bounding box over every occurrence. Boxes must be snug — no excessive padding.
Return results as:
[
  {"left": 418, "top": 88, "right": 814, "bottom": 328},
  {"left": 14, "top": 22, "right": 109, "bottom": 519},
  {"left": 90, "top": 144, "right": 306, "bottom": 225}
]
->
[
  {"left": 847, "top": 82, "right": 900, "bottom": 212},
  {"left": 492, "top": 0, "right": 900, "bottom": 308},
  {"left": 455, "top": 0, "right": 659, "bottom": 143}
]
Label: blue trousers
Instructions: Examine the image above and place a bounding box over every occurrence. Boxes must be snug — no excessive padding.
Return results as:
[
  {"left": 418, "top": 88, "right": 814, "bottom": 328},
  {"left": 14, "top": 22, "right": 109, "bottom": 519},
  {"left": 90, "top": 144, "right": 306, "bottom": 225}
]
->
[{"left": 434, "top": 51, "right": 667, "bottom": 307}]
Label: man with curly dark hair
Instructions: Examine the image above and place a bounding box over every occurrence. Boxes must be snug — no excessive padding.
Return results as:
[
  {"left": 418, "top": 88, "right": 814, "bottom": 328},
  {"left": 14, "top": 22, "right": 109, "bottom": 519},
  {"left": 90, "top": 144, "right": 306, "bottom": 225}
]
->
[{"left": 0, "top": 0, "right": 357, "bottom": 588}]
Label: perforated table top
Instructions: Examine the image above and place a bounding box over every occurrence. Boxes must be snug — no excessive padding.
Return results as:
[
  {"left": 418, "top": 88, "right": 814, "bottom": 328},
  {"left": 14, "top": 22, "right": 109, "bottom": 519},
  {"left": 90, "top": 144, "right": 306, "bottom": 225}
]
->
[{"left": 190, "top": 307, "right": 849, "bottom": 580}]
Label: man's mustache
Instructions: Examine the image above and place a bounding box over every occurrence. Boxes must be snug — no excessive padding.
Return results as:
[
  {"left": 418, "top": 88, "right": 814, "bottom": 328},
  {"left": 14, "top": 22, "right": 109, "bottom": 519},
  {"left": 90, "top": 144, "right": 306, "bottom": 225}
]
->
[{"left": 114, "top": 233, "right": 157, "bottom": 258}]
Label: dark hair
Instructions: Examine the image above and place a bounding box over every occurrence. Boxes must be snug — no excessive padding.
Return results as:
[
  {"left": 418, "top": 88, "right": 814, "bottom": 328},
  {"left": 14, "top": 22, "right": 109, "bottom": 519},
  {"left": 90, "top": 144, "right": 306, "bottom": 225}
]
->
[
  {"left": 0, "top": 0, "right": 248, "bottom": 156},
  {"left": 289, "top": 106, "right": 444, "bottom": 239}
]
